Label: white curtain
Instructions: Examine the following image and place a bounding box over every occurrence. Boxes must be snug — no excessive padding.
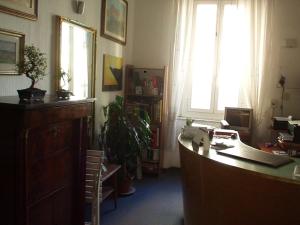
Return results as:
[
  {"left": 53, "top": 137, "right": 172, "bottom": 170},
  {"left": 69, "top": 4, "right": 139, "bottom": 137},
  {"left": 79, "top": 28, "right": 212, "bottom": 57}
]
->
[
  {"left": 163, "top": 0, "right": 194, "bottom": 165},
  {"left": 235, "top": 0, "right": 276, "bottom": 143}
]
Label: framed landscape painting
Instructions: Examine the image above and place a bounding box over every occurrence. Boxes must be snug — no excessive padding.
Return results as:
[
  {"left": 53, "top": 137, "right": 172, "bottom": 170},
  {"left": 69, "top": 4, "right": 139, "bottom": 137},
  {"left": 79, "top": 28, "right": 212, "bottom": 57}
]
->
[
  {"left": 0, "top": 28, "right": 25, "bottom": 75},
  {"left": 101, "top": 0, "right": 128, "bottom": 45},
  {"left": 0, "top": 0, "right": 38, "bottom": 20},
  {"left": 102, "top": 54, "right": 123, "bottom": 91}
]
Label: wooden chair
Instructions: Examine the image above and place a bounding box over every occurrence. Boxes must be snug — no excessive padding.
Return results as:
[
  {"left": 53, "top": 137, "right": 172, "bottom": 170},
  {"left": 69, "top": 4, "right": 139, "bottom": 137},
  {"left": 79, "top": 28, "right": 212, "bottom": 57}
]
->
[{"left": 85, "top": 150, "right": 103, "bottom": 225}]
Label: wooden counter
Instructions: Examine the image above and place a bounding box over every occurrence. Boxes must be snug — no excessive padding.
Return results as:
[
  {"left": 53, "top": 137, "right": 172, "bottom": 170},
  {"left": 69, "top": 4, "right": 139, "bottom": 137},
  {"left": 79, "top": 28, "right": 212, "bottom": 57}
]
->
[{"left": 178, "top": 134, "right": 300, "bottom": 225}]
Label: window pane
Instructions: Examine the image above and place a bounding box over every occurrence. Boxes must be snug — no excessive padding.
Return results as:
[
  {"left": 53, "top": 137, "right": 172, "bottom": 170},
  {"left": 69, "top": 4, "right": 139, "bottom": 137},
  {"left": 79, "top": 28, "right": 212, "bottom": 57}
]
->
[
  {"left": 217, "top": 4, "right": 240, "bottom": 110},
  {"left": 190, "top": 4, "right": 217, "bottom": 110}
]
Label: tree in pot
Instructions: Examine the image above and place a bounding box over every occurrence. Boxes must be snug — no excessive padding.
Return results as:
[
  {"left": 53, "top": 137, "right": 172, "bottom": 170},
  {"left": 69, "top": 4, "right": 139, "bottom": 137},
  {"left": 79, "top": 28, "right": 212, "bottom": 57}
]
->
[
  {"left": 17, "top": 45, "right": 47, "bottom": 101},
  {"left": 56, "top": 69, "right": 73, "bottom": 99},
  {"left": 102, "top": 95, "right": 151, "bottom": 195}
]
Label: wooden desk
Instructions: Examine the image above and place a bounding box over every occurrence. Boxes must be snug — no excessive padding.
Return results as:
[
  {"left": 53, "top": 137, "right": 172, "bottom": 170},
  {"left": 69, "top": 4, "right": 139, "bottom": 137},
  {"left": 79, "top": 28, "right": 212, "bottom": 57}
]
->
[
  {"left": 179, "top": 134, "right": 300, "bottom": 225},
  {"left": 101, "top": 163, "right": 121, "bottom": 208}
]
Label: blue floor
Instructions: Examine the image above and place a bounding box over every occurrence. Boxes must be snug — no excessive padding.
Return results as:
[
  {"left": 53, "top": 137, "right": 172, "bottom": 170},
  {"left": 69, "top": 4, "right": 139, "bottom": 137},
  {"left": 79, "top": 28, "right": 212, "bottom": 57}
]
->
[{"left": 100, "top": 168, "right": 184, "bottom": 225}]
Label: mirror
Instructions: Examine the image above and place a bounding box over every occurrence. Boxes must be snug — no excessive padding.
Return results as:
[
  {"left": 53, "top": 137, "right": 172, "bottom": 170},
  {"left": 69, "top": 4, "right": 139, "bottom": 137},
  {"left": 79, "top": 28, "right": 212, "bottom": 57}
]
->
[{"left": 56, "top": 16, "right": 96, "bottom": 98}]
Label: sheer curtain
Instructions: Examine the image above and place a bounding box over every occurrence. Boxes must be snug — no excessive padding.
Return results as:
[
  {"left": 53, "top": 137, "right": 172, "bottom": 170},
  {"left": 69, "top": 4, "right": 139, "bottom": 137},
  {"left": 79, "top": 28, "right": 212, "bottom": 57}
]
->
[
  {"left": 236, "top": 0, "right": 276, "bottom": 143},
  {"left": 163, "top": 0, "right": 194, "bottom": 167}
]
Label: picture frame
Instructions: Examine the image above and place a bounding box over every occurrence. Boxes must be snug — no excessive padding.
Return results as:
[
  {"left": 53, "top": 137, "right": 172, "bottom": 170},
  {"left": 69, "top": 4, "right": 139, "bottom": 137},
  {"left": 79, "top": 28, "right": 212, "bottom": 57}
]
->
[
  {"left": 101, "top": 0, "right": 128, "bottom": 45},
  {"left": 0, "top": 0, "right": 38, "bottom": 20},
  {"left": 102, "top": 54, "right": 123, "bottom": 91},
  {"left": 0, "top": 28, "right": 25, "bottom": 75}
]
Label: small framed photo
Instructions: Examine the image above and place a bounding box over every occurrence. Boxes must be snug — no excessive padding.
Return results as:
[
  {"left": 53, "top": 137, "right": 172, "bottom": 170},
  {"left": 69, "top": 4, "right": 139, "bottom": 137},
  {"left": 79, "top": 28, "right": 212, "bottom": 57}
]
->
[
  {"left": 101, "top": 0, "right": 128, "bottom": 45},
  {"left": 0, "top": 28, "right": 25, "bottom": 75},
  {"left": 0, "top": 0, "right": 38, "bottom": 20},
  {"left": 102, "top": 54, "right": 123, "bottom": 91}
]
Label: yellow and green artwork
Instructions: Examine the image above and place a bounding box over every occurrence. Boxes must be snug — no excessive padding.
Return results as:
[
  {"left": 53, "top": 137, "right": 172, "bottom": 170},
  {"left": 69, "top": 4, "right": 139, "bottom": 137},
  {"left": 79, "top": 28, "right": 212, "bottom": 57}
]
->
[{"left": 102, "top": 54, "right": 123, "bottom": 91}]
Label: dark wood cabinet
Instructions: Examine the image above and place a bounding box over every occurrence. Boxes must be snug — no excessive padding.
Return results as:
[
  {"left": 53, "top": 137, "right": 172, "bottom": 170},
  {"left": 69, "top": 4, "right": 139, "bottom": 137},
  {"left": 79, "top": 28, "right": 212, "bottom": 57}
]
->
[{"left": 0, "top": 96, "right": 94, "bottom": 225}]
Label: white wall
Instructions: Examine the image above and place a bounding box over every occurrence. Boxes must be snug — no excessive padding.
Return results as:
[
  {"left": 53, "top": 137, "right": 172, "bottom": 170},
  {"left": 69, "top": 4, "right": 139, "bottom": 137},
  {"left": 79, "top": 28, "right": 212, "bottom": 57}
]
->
[
  {"left": 0, "top": 0, "right": 135, "bottom": 139},
  {"left": 132, "top": 0, "right": 174, "bottom": 68},
  {"left": 274, "top": 0, "right": 300, "bottom": 118}
]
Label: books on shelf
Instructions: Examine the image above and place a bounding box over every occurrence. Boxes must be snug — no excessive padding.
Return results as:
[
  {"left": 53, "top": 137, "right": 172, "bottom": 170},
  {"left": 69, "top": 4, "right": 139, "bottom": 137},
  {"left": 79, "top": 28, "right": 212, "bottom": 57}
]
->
[
  {"left": 142, "top": 148, "right": 160, "bottom": 162},
  {"left": 151, "top": 127, "right": 160, "bottom": 148},
  {"left": 151, "top": 100, "right": 162, "bottom": 123},
  {"left": 152, "top": 149, "right": 160, "bottom": 161},
  {"left": 126, "top": 100, "right": 162, "bottom": 124},
  {"left": 142, "top": 127, "right": 160, "bottom": 162}
]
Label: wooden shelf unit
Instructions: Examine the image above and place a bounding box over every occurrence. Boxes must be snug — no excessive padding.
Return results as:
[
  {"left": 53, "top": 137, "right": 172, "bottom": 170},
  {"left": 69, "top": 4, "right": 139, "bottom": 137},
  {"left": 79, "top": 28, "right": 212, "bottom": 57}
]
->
[{"left": 124, "top": 65, "right": 168, "bottom": 175}]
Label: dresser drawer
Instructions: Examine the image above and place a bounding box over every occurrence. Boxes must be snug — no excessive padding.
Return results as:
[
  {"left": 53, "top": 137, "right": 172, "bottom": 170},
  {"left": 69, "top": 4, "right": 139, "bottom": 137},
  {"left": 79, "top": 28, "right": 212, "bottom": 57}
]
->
[
  {"left": 27, "top": 121, "right": 73, "bottom": 165},
  {"left": 26, "top": 121, "right": 75, "bottom": 203},
  {"left": 27, "top": 148, "right": 73, "bottom": 204},
  {"left": 28, "top": 187, "right": 72, "bottom": 225}
]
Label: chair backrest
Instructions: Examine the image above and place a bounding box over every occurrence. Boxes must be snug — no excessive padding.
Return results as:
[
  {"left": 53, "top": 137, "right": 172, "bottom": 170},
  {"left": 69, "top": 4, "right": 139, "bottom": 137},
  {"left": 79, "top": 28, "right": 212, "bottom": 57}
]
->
[
  {"left": 85, "top": 150, "right": 103, "bottom": 202},
  {"left": 85, "top": 150, "right": 104, "bottom": 225}
]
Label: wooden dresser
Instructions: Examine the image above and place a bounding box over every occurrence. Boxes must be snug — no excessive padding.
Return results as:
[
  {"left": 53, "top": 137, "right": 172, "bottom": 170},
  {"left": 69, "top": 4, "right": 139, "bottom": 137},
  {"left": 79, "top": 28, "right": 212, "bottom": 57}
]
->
[{"left": 0, "top": 96, "right": 94, "bottom": 225}]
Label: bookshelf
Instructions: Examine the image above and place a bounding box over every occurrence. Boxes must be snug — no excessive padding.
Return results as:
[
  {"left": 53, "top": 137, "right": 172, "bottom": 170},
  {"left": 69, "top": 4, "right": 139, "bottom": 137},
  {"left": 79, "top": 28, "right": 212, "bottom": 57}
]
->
[{"left": 125, "top": 65, "right": 168, "bottom": 175}]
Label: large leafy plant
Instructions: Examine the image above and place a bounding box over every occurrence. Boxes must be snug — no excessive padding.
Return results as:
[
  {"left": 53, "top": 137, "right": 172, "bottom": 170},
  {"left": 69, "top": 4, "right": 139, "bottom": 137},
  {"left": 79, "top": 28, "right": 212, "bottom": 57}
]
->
[{"left": 102, "top": 95, "right": 151, "bottom": 178}]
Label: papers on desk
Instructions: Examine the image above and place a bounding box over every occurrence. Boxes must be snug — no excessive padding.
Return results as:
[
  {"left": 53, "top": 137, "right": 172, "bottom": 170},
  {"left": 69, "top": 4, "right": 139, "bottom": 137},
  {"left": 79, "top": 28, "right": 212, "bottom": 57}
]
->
[
  {"left": 272, "top": 150, "right": 288, "bottom": 156},
  {"left": 211, "top": 140, "right": 235, "bottom": 150},
  {"left": 294, "top": 165, "right": 300, "bottom": 178}
]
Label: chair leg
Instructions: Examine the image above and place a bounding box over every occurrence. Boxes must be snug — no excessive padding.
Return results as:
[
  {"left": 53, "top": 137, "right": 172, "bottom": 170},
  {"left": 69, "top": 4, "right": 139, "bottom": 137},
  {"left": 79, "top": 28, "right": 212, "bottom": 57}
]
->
[
  {"left": 91, "top": 199, "right": 100, "bottom": 225},
  {"left": 113, "top": 174, "right": 118, "bottom": 209},
  {"left": 113, "top": 192, "right": 117, "bottom": 209}
]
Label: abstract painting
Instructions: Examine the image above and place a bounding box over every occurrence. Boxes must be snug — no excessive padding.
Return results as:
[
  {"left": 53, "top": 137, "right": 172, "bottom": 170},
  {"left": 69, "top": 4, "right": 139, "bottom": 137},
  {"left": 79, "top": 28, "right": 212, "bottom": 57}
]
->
[
  {"left": 102, "top": 54, "right": 123, "bottom": 91},
  {"left": 101, "top": 0, "right": 128, "bottom": 45}
]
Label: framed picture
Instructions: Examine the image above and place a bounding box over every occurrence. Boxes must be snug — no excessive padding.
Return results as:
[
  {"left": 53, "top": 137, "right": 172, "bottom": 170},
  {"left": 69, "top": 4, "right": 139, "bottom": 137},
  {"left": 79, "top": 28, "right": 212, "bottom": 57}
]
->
[
  {"left": 101, "top": 0, "right": 128, "bottom": 45},
  {"left": 0, "top": 28, "right": 25, "bottom": 75},
  {"left": 0, "top": 0, "right": 38, "bottom": 20},
  {"left": 102, "top": 54, "right": 123, "bottom": 91}
]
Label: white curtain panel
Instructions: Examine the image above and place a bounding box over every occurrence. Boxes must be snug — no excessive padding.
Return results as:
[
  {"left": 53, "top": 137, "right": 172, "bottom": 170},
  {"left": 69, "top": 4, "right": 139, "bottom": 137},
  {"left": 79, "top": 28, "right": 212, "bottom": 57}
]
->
[
  {"left": 163, "top": 0, "right": 194, "bottom": 158},
  {"left": 235, "top": 0, "right": 277, "bottom": 143}
]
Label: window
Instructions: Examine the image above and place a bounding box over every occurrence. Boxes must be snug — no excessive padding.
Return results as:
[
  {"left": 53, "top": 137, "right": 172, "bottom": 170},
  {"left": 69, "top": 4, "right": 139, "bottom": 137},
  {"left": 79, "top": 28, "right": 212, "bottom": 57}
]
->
[{"left": 183, "top": 1, "right": 244, "bottom": 120}]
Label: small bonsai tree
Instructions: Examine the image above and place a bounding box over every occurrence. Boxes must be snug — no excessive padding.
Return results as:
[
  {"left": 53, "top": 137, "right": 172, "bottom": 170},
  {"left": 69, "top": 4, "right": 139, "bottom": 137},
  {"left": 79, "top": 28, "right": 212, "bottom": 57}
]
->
[
  {"left": 58, "top": 69, "right": 72, "bottom": 90},
  {"left": 18, "top": 45, "right": 47, "bottom": 89}
]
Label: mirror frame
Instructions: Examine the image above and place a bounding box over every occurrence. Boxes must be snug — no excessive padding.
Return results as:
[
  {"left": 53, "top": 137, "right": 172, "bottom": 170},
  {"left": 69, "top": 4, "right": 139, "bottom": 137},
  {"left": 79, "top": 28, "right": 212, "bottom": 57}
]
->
[
  {"left": 56, "top": 15, "right": 97, "bottom": 98},
  {"left": 56, "top": 16, "right": 97, "bottom": 146}
]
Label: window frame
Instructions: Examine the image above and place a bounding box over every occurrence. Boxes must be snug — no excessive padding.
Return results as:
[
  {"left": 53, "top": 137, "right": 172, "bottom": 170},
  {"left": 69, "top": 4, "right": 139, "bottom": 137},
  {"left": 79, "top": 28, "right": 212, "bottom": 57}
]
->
[{"left": 181, "top": 0, "right": 238, "bottom": 120}]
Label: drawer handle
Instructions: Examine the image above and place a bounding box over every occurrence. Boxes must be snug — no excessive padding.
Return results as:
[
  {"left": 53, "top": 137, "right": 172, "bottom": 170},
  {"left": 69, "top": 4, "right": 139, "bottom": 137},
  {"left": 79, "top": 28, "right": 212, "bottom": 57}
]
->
[{"left": 51, "top": 127, "right": 58, "bottom": 137}]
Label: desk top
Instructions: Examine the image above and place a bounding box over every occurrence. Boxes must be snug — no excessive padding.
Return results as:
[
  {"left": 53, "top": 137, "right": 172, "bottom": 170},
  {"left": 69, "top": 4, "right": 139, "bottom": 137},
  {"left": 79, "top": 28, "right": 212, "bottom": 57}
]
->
[{"left": 178, "top": 134, "right": 300, "bottom": 185}]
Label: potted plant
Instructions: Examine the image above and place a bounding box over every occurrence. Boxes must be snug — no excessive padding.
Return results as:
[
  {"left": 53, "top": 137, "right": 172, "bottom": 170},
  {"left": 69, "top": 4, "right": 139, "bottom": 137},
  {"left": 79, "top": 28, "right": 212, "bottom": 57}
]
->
[
  {"left": 102, "top": 95, "right": 151, "bottom": 195},
  {"left": 56, "top": 69, "right": 73, "bottom": 99},
  {"left": 17, "top": 45, "right": 47, "bottom": 101}
]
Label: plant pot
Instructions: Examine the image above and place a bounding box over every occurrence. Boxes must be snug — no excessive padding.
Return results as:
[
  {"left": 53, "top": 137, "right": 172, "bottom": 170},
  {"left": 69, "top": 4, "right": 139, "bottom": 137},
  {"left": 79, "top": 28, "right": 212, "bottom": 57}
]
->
[
  {"left": 118, "top": 177, "right": 136, "bottom": 196},
  {"left": 17, "top": 87, "right": 46, "bottom": 102},
  {"left": 56, "top": 89, "right": 73, "bottom": 99}
]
